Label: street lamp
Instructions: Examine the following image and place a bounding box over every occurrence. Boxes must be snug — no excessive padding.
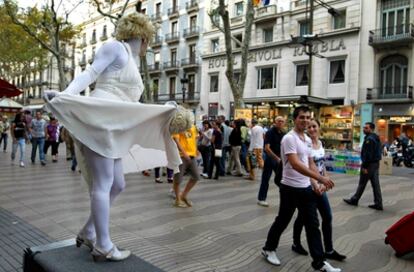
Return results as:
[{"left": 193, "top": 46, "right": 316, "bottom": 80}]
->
[{"left": 181, "top": 74, "right": 189, "bottom": 103}]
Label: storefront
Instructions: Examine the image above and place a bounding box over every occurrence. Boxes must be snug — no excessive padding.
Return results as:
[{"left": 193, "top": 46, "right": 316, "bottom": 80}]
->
[{"left": 373, "top": 103, "right": 414, "bottom": 144}]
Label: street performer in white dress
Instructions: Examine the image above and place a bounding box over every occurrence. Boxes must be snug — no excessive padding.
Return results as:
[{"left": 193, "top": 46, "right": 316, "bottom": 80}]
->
[{"left": 45, "top": 13, "right": 183, "bottom": 262}]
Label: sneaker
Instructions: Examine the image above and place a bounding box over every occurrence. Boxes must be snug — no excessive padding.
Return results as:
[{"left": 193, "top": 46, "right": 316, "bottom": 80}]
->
[
  {"left": 261, "top": 249, "right": 280, "bottom": 266},
  {"left": 292, "top": 244, "right": 309, "bottom": 256},
  {"left": 368, "top": 204, "right": 383, "bottom": 211},
  {"left": 19, "top": 161, "right": 25, "bottom": 167},
  {"left": 257, "top": 200, "right": 269, "bottom": 207},
  {"left": 318, "top": 261, "right": 341, "bottom": 272},
  {"left": 324, "top": 250, "right": 346, "bottom": 261},
  {"left": 41, "top": 160, "right": 46, "bottom": 166},
  {"left": 155, "top": 178, "right": 163, "bottom": 184},
  {"left": 200, "top": 173, "right": 209, "bottom": 178},
  {"left": 343, "top": 198, "right": 358, "bottom": 206}
]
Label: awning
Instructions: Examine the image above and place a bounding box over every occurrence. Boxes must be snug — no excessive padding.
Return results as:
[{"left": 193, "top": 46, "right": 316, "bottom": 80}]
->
[
  {"left": 243, "top": 95, "right": 333, "bottom": 105},
  {"left": 0, "top": 79, "right": 22, "bottom": 98},
  {"left": 0, "top": 97, "right": 23, "bottom": 108}
]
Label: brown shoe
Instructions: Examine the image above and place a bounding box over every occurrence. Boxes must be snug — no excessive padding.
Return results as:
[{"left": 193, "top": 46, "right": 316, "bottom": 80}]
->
[
  {"left": 173, "top": 200, "right": 187, "bottom": 208},
  {"left": 181, "top": 196, "right": 193, "bottom": 207}
]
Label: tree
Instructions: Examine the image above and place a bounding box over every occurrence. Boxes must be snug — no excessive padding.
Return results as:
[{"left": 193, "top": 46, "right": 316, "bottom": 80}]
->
[
  {"left": 3, "top": 0, "right": 82, "bottom": 91},
  {"left": 208, "top": 0, "right": 255, "bottom": 108},
  {"left": 89, "top": 0, "right": 153, "bottom": 103},
  {"left": 0, "top": 5, "right": 48, "bottom": 80}
]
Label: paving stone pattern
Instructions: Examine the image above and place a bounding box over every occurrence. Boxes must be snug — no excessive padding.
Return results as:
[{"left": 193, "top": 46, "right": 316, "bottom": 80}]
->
[{"left": 1, "top": 147, "right": 414, "bottom": 271}]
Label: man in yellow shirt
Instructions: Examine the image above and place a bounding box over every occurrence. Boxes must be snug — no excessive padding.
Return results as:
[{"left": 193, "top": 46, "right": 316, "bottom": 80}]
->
[{"left": 172, "top": 124, "right": 200, "bottom": 208}]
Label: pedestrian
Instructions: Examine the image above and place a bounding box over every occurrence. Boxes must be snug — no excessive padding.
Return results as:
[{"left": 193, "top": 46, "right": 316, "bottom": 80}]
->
[
  {"left": 199, "top": 120, "right": 213, "bottom": 178},
  {"left": 154, "top": 167, "right": 173, "bottom": 183},
  {"left": 343, "top": 122, "right": 383, "bottom": 210},
  {"left": 292, "top": 119, "right": 346, "bottom": 261},
  {"left": 29, "top": 111, "right": 47, "bottom": 166},
  {"left": 257, "top": 116, "right": 285, "bottom": 207},
  {"left": 246, "top": 119, "right": 264, "bottom": 180},
  {"left": 44, "top": 12, "right": 182, "bottom": 262},
  {"left": 172, "top": 124, "right": 199, "bottom": 208},
  {"left": 10, "top": 112, "right": 27, "bottom": 167},
  {"left": 240, "top": 119, "right": 249, "bottom": 171},
  {"left": 261, "top": 106, "right": 340, "bottom": 272},
  {"left": 228, "top": 120, "right": 243, "bottom": 176},
  {"left": 208, "top": 120, "right": 222, "bottom": 179},
  {"left": 218, "top": 116, "right": 231, "bottom": 176},
  {"left": 0, "top": 115, "right": 10, "bottom": 152},
  {"left": 44, "top": 117, "right": 60, "bottom": 162}
]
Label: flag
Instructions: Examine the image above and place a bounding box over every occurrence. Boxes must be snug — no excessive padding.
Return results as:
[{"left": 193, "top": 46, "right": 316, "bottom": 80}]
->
[
  {"left": 253, "top": 0, "right": 261, "bottom": 7},
  {"left": 263, "top": 0, "right": 270, "bottom": 5}
]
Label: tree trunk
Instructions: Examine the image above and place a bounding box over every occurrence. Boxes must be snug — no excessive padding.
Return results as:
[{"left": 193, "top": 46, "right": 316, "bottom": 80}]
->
[{"left": 140, "top": 56, "right": 152, "bottom": 103}]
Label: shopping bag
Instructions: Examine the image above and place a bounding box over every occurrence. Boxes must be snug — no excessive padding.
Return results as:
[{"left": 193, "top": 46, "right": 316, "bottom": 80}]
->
[{"left": 214, "top": 149, "right": 222, "bottom": 158}]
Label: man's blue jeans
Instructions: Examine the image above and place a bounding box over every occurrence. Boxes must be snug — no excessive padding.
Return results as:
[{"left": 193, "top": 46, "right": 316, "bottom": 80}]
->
[
  {"left": 31, "top": 137, "right": 45, "bottom": 162},
  {"left": 0, "top": 133, "right": 8, "bottom": 151}
]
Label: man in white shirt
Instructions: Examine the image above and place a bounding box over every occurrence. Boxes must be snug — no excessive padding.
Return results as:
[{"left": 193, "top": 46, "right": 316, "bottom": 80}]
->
[
  {"left": 261, "top": 106, "right": 341, "bottom": 272},
  {"left": 246, "top": 119, "right": 264, "bottom": 180}
]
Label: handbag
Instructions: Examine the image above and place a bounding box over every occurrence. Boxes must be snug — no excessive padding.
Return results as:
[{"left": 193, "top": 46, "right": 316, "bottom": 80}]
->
[{"left": 214, "top": 149, "right": 222, "bottom": 158}]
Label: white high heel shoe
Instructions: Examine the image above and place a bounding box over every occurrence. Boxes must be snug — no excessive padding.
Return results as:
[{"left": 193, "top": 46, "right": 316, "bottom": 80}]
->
[
  {"left": 91, "top": 246, "right": 131, "bottom": 262},
  {"left": 75, "top": 234, "right": 96, "bottom": 251}
]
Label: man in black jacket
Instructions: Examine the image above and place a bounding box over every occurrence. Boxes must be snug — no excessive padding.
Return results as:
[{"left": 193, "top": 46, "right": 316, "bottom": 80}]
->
[{"left": 344, "top": 122, "right": 383, "bottom": 210}]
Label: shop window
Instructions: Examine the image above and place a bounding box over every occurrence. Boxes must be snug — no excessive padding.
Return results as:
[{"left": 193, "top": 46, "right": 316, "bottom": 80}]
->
[
  {"left": 257, "top": 66, "right": 277, "bottom": 89},
  {"left": 235, "top": 2, "right": 243, "bottom": 16},
  {"left": 296, "top": 64, "right": 309, "bottom": 86},
  {"left": 332, "top": 10, "right": 346, "bottom": 30},
  {"left": 263, "top": 27, "right": 273, "bottom": 43},
  {"left": 211, "top": 39, "right": 220, "bottom": 53},
  {"left": 210, "top": 74, "right": 219, "bottom": 93},
  {"left": 329, "top": 60, "right": 345, "bottom": 84}
]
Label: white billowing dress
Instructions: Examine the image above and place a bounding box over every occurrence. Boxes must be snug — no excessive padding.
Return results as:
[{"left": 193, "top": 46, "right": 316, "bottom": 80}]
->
[{"left": 45, "top": 43, "right": 181, "bottom": 185}]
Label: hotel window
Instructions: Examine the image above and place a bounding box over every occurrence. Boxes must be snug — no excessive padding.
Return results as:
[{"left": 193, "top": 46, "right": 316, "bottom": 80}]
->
[
  {"left": 329, "top": 60, "right": 345, "bottom": 84},
  {"left": 211, "top": 39, "right": 219, "bottom": 53},
  {"left": 263, "top": 27, "right": 273, "bottom": 43},
  {"left": 333, "top": 10, "right": 346, "bottom": 30},
  {"left": 257, "top": 66, "right": 277, "bottom": 89},
  {"left": 156, "top": 2, "right": 161, "bottom": 15},
  {"left": 171, "top": 21, "right": 178, "bottom": 33},
  {"left": 190, "top": 15, "right": 197, "bottom": 30},
  {"left": 299, "top": 20, "right": 310, "bottom": 36},
  {"left": 296, "top": 64, "right": 309, "bottom": 86},
  {"left": 212, "top": 13, "right": 220, "bottom": 27},
  {"left": 235, "top": 2, "right": 243, "bottom": 16},
  {"left": 170, "top": 49, "right": 177, "bottom": 63},
  {"left": 234, "top": 34, "right": 243, "bottom": 48},
  {"left": 210, "top": 74, "right": 219, "bottom": 92},
  {"left": 233, "top": 71, "right": 241, "bottom": 85},
  {"left": 189, "top": 44, "right": 196, "bottom": 61},
  {"left": 102, "top": 25, "right": 107, "bottom": 37},
  {"left": 169, "top": 77, "right": 176, "bottom": 96}
]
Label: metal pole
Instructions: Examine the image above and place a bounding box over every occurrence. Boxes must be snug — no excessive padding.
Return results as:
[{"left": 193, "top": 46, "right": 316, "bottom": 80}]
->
[{"left": 308, "top": 0, "right": 314, "bottom": 97}]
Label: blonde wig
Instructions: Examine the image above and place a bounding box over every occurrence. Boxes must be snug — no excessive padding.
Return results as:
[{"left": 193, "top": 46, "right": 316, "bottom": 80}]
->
[{"left": 115, "top": 12, "right": 156, "bottom": 42}]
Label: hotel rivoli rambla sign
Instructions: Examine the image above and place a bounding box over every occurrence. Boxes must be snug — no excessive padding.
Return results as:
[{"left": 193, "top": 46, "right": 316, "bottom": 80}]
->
[{"left": 207, "top": 38, "right": 347, "bottom": 69}]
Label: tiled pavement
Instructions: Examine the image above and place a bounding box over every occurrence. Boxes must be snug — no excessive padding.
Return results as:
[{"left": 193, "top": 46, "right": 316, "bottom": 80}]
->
[{"left": 1, "top": 147, "right": 414, "bottom": 272}]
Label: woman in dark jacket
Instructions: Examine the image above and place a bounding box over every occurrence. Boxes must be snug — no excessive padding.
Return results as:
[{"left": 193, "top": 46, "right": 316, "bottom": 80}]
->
[
  {"left": 228, "top": 119, "right": 243, "bottom": 176},
  {"left": 208, "top": 121, "right": 223, "bottom": 179}
]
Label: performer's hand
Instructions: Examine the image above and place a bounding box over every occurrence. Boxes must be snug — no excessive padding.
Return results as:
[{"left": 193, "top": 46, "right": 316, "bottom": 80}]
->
[
  {"left": 43, "top": 90, "right": 60, "bottom": 102},
  {"left": 319, "top": 176, "right": 334, "bottom": 190}
]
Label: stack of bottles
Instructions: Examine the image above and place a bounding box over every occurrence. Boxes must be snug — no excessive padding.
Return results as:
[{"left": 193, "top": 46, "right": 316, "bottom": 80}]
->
[{"left": 325, "top": 150, "right": 361, "bottom": 175}]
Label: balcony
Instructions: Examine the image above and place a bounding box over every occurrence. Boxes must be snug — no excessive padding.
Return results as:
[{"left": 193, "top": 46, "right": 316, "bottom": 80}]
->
[
  {"left": 254, "top": 5, "right": 277, "bottom": 24},
  {"left": 154, "top": 91, "right": 200, "bottom": 104},
  {"left": 151, "top": 35, "right": 163, "bottom": 48},
  {"left": 366, "top": 86, "right": 414, "bottom": 103},
  {"left": 369, "top": 24, "right": 414, "bottom": 49},
  {"left": 183, "top": 27, "right": 200, "bottom": 39},
  {"left": 168, "top": 6, "right": 179, "bottom": 18},
  {"left": 231, "top": 15, "right": 243, "bottom": 24},
  {"left": 186, "top": 0, "right": 198, "bottom": 13},
  {"left": 165, "top": 32, "right": 180, "bottom": 44},
  {"left": 150, "top": 12, "right": 162, "bottom": 23},
  {"left": 181, "top": 57, "right": 199, "bottom": 71},
  {"left": 148, "top": 63, "right": 162, "bottom": 75},
  {"left": 163, "top": 60, "right": 180, "bottom": 74}
]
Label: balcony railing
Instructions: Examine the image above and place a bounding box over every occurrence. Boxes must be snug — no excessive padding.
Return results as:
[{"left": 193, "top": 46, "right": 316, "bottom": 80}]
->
[
  {"left": 148, "top": 63, "right": 162, "bottom": 72},
  {"left": 150, "top": 12, "right": 162, "bottom": 22},
  {"left": 168, "top": 6, "right": 179, "bottom": 17},
  {"left": 163, "top": 61, "right": 180, "bottom": 70},
  {"left": 369, "top": 24, "right": 414, "bottom": 48},
  {"left": 255, "top": 5, "right": 277, "bottom": 23},
  {"left": 165, "top": 32, "right": 180, "bottom": 43},
  {"left": 366, "top": 86, "right": 413, "bottom": 101},
  {"left": 292, "top": 0, "right": 306, "bottom": 8},
  {"left": 183, "top": 27, "right": 200, "bottom": 38},
  {"left": 154, "top": 91, "right": 200, "bottom": 103},
  {"left": 186, "top": 0, "right": 198, "bottom": 12},
  {"left": 181, "top": 57, "right": 198, "bottom": 67},
  {"left": 151, "top": 35, "right": 163, "bottom": 47}
]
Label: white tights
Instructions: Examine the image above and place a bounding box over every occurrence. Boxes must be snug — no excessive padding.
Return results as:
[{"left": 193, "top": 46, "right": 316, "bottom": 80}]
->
[{"left": 80, "top": 147, "right": 126, "bottom": 252}]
